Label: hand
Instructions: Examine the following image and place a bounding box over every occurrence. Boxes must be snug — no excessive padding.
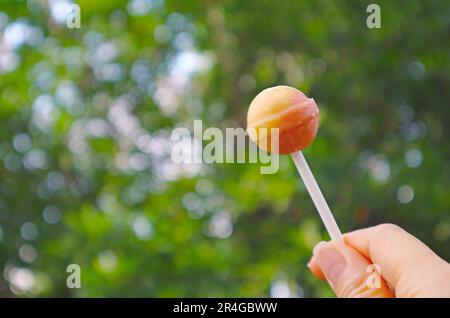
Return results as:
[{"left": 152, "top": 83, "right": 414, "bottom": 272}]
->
[{"left": 308, "top": 223, "right": 450, "bottom": 298}]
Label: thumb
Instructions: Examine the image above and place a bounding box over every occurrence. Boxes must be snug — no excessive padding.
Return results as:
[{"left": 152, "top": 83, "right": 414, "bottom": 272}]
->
[{"left": 311, "top": 241, "right": 394, "bottom": 298}]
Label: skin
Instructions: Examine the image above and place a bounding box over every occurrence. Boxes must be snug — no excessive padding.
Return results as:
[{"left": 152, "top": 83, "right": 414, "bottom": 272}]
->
[{"left": 308, "top": 223, "right": 450, "bottom": 298}]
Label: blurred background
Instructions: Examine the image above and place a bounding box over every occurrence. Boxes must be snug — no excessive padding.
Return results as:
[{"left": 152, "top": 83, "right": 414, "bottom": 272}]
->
[{"left": 0, "top": 0, "right": 449, "bottom": 297}]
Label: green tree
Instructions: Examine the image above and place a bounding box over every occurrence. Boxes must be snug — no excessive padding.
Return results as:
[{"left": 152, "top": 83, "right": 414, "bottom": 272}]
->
[{"left": 0, "top": 0, "right": 449, "bottom": 297}]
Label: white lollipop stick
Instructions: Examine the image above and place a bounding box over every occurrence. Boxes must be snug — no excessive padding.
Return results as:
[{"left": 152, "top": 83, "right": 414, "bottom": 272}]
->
[{"left": 291, "top": 151, "right": 343, "bottom": 242}]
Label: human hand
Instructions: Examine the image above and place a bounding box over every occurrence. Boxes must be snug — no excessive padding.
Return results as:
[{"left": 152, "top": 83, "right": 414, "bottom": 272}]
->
[{"left": 308, "top": 224, "right": 450, "bottom": 298}]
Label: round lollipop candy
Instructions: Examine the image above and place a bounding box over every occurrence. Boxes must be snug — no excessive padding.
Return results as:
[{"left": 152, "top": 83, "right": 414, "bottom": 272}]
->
[
  {"left": 247, "top": 85, "right": 342, "bottom": 242},
  {"left": 247, "top": 85, "right": 319, "bottom": 154}
]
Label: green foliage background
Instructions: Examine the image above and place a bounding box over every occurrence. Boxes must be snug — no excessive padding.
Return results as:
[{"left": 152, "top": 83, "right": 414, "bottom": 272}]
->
[{"left": 0, "top": 0, "right": 449, "bottom": 297}]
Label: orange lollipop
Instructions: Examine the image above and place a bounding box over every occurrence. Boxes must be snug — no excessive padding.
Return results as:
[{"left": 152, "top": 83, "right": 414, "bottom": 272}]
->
[
  {"left": 247, "top": 85, "right": 319, "bottom": 154},
  {"left": 247, "top": 85, "right": 342, "bottom": 242}
]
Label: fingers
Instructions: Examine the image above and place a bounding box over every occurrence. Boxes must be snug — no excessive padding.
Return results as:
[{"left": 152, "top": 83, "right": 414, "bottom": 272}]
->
[
  {"left": 311, "top": 241, "right": 394, "bottom": 298},
  {"left": 309, "top": 224, "right": 450, "bottom": 297},
  {"left": 343, "top": 223, "right": 450, "bottom": 297},
  {"left": 307, "top": 258, "right": 325, "bottom": 280}
]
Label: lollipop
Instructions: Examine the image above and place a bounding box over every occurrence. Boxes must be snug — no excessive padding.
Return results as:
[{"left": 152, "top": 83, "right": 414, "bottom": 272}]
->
[
  {"left": 247, "top": 85, "right": 342, "bottom": 241},
  {"left": 247, "top": 85, "right": 319, "bottom": 154}
]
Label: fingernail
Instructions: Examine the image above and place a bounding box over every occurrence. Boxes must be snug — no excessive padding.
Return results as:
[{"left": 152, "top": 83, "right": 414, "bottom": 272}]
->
[
  {"left": 313, "top": 243, "right": 346, "bottom": 286},
  {"left": 313, "top": 241, "right": 328, "bottom": 256}
]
